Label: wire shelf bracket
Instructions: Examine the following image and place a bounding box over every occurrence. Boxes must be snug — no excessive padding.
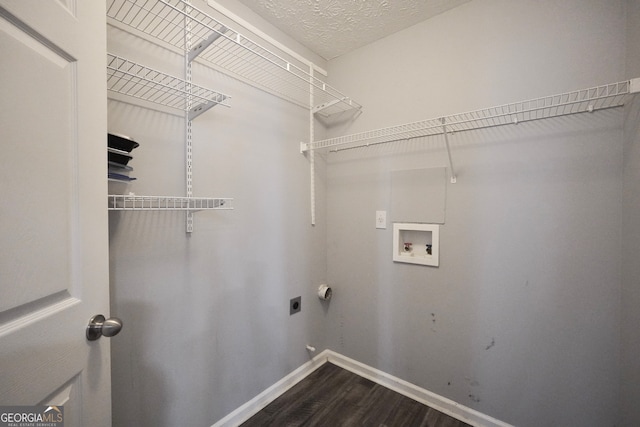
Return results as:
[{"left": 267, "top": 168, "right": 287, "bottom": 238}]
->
[
  {"left": 441, "top": 118, "right": 456, "bottom": 184},
  {"left": 312, "top": 97, "right": 361, "bottom": 117},
  {"left": 188, "top": 26, "right": 227, "bottom": 62}
]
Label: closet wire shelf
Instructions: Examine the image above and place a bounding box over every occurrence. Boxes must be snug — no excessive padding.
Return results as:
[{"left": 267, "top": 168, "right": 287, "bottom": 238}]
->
[
  {"left": 302, "top": 79, "right": 640, "bottom": 153},
  {"left": 107, "top": 53, "right": 230, "bottom": 119},
  {"left": 106, "top": 0, "right": 361, "bottom": 114},
  {"left": 108, "top": 195, "right": 233, "bottom": 211}
]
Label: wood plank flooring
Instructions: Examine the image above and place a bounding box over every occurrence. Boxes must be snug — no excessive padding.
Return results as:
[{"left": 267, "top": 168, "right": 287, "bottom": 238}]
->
[{"left": 240, "top": 363, "right": 472, "bottom": 427}]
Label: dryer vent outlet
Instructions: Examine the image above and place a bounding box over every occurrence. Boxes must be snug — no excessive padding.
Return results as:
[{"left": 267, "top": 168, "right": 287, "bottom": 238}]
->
[{"left": 290, "top": 296, "right": 301, "bottom": 315}]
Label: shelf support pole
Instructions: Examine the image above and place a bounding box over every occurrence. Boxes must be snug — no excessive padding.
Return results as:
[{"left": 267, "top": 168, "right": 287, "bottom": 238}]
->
[
  {"left": 185, "top": 0, "right": 195, "bottom": 232},
  {"left": 441, "top": 118, "right": 457, "bottom": 184},
  {"left": 309, "top": 67, "right": 316, "bottom": 226}
]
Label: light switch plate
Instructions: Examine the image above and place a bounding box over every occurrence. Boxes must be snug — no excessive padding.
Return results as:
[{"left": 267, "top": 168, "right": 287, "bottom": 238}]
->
[{"left": 376, "top": 211, "right": 387, "bottom": 229}]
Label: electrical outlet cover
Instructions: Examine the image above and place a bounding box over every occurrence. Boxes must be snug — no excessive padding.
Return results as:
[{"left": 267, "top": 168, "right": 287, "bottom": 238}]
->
[{"left": 290, "top": 296, "right": 301, "bottom": 315}]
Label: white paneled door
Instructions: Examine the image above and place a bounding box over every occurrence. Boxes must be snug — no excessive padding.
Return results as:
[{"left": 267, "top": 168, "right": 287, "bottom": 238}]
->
[{"left": 0, "top": 1, "right": 111, "bottom": 426}]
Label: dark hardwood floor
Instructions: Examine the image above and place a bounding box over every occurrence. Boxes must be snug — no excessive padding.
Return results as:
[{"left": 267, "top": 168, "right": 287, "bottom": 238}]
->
[{"left": 240, "top": 363, "right": 472, "bottom": 427}]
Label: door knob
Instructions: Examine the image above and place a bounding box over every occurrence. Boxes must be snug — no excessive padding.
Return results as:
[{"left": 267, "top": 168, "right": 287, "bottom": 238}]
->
[{"left": 86, "top": 314, "right": 123, "bottom": 341}]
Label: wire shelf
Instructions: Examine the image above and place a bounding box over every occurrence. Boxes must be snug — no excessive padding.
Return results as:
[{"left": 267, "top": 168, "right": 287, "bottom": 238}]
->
[
  {"left": 106, "top": 0, "right": 361, "bottom": 113},
  {"left": 108, "top": 194, "right": 233, "bottom": 211},
  {"left": 107, "top": 53, "right": 230, "bottom": 119},
  {"left": 303, "top": 79, "right": 639, "bottom": 153}
]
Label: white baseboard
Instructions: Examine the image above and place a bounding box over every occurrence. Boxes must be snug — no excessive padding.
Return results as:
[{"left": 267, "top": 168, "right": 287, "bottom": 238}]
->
[
  {"left": 211, "top": 350, "right": 330, "bottom": 427},
  {"left": 324, "top": 350, "right": 513, "bottom": 427},
  {"left": 212, "top": 349, "right": 513, "bottom": 427}
]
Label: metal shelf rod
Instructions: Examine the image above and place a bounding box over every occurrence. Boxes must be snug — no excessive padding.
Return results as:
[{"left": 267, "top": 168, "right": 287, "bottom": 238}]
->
[
  {"left": 305, "top": 79, "right": 638, "bottom": 153},
  {"left": 323, "top": 103, "right": 626, "bottom": 155}
]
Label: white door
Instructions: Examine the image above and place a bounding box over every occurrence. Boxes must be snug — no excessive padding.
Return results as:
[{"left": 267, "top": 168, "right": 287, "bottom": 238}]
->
[{"left": 0, "top": 1, "right": 111, "bottom": 426}]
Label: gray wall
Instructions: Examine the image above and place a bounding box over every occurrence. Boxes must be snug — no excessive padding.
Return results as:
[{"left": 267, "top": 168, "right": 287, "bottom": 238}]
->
[
  {"left": 107, "top": 2, "right": 327, "bottom": 425},
  {"left": 621, "top": 0, "right": 640, "bottom": 425},
  {"left": 324, "top": 1, "right": 627, "bottom": 426},
  {"left": 107, "top": 0, "right": 640, "bottom": 426}
]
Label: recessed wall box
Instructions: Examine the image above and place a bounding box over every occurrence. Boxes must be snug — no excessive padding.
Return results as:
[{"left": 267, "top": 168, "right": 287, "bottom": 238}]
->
[{"left": 393, "top": 223, "right": 440, "bottom": 267}]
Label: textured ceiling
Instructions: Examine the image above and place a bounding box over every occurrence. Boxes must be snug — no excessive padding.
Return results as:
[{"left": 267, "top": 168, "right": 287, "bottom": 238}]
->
[{"left": 237, "top": 0, "right": 471, "bottom": 60}]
